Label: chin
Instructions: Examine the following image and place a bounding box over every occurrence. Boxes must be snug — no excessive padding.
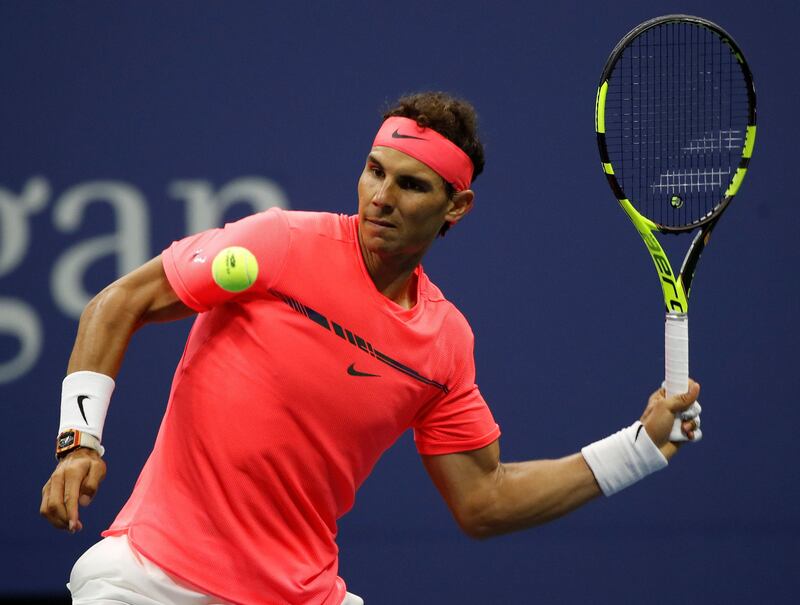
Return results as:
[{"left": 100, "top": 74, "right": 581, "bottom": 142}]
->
[
  {"left": 363, "top": 236, "right": 396, "bottom": 257},
  {"left": 360, "top": 222, "right": 394, "bottom": 247}
]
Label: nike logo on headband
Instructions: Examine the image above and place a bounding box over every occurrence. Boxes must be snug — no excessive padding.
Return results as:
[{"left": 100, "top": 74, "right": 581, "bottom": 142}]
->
[
  {"left": 77, "top": 395, "right": 89, "bottom": 424},
  {"left": 391, "top": 129, "right": 427, "bottom": 141}
]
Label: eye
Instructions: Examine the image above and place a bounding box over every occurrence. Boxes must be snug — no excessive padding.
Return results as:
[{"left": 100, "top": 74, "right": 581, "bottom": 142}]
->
[
  {"left": 398, "top": 177, "right": 427, "bottom": 192},
  {"left": 368, "top": 165, "right": 384, "bottom": 178}
]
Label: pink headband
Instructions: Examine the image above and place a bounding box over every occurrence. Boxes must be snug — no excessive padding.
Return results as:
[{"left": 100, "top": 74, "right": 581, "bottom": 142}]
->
[{"left": 372, "top": 116, "right": 474, "bottom": 191}]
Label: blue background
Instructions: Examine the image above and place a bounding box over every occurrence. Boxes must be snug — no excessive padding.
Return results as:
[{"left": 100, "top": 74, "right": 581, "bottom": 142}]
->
[{"left": 1, "top": 1, "right": 798, "bottom": 603}]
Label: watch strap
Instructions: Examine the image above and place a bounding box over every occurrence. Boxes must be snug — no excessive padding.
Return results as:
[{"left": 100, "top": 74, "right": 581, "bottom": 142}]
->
[{"left": 55, "top": 429, "right": 105, "bottom": 459}]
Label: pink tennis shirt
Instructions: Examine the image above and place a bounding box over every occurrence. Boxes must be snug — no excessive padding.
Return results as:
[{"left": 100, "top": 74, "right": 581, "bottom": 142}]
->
[{"left": 103, "top": 208, "right": 500, "bottom": 605}]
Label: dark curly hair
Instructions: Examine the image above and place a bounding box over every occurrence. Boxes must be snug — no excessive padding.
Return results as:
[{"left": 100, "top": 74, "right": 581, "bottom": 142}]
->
[{"left": 382, "top": 92, "right": 485, "bottom": 236}]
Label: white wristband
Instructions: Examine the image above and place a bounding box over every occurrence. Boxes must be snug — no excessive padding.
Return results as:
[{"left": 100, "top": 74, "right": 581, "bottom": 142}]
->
[
  {"left": 581, "top": 421, "right": 668, "bottom": 496},
  {"left": 59, "top": 371, "right": 115, "bottom": 444}
]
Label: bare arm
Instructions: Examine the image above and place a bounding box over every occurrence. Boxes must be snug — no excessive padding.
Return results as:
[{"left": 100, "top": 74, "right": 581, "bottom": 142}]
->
[
  {"left": 423, "top": 442, "right": 600, "bottom": 539},
  {"left": 67, "top": 255, "right": 195, "bottom": 377},
  {"left": 41, "top": 256, "right": 195, "bottom": 532},
  {"left": 422, "top": 382, "right": 700, "bottom": 539}
]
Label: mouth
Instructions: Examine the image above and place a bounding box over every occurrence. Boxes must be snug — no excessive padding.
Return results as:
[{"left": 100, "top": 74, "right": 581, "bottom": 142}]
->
[{"left": 366, "top": 218, "right": 396, "bottom": 228}]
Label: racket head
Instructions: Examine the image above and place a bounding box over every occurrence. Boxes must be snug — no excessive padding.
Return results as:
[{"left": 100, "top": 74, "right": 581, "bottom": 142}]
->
[{"left": 596, "top": 15, "right": 757, "bottom": 233}]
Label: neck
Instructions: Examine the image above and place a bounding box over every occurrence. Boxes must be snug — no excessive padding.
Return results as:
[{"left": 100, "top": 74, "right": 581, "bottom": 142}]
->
[{"left": 358, "top": 233, "right": 423, "bottom": 310}]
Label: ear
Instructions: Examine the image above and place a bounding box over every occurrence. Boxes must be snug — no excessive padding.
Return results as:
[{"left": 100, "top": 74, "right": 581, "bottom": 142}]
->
[{"left": 445, "top": 190, "right": 475, "bottom": 226}]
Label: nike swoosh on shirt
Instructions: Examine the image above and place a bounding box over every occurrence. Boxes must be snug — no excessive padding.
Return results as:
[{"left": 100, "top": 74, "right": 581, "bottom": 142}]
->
[
  {"left": 391, "top": 129, "right": 426, "bottom": 141},
  {"left": 347, "top": 363, "right": 380, "bottom": 378},
  {"left": 271, "top": 288, "right": 448, "bottom": 392},
  {"left": 77, "top": 395, "right": 89, "bottom": 424},
  {"left": 635, "top": 424, "right": 644, "bottom": 442}
]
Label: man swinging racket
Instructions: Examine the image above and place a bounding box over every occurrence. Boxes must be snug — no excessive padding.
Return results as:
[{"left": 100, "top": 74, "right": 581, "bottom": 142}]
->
[{"left": 41, "top": 92, "right": 701, "bottom": 605}]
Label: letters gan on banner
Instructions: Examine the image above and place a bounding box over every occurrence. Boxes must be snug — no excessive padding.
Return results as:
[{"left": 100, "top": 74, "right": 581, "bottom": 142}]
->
[{"left": 0, "top": 176, "right": 289, "bottom": 384}]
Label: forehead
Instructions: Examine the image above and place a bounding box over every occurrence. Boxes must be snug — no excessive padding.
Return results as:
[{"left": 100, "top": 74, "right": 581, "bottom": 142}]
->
[{"left": 368, "top": 146, "right": 442, "bottom": 182}]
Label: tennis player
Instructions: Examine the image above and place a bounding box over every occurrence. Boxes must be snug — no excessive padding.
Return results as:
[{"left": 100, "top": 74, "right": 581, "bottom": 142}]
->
[{"left": 41, "top": 92, "right": 701, "bottom": 605}]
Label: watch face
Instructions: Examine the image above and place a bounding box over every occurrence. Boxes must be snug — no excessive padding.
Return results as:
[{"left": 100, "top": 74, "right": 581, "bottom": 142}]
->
[{"left": 58, "top": 432, "right": 76, "bottom": 449}]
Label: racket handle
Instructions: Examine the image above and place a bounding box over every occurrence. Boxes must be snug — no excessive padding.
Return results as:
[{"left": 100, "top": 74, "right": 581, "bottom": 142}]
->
[{"left": 665, "top": 312, "right": 690, "bottom": 442}]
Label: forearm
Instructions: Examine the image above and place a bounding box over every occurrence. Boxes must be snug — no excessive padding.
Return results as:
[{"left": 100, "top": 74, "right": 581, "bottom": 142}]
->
[
  {"left": 67, "top": 284, "right": 142, "bottom": 378},
  {"left": 467, "top": 453, "right": 600, "bottom": 538}
]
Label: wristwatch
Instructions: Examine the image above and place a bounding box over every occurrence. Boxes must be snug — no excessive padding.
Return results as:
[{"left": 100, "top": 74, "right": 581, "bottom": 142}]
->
[{"left": 55, "top": 429, "right": 104, "bottom": 459}]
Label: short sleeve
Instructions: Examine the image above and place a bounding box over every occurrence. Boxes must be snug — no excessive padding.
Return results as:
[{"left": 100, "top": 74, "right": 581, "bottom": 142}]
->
[
  {"left": 412, "top": 320, "right": 500, "bottom": 456},
  {"left": 161, "top": 207, "right": 290, "bottom": 312}
]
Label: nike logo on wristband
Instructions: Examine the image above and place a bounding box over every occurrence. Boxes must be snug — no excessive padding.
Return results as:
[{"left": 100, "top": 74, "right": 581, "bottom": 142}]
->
[
  {"left": 391, "top": 129, "right": 426, "bottom": 141},
  {"left": 77, "top": 395, "right": 89, "bottom": 424},
  {"left": 635, "top": 424, "right": 644, "bottom": 442},
  {"left": 347, "top": 363, "right": 380, "bottom": 378}
]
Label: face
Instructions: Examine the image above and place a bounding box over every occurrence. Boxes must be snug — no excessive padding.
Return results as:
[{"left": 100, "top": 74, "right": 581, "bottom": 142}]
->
[{"left": 357, "top": 147, "right": 473, "bottom": 260}]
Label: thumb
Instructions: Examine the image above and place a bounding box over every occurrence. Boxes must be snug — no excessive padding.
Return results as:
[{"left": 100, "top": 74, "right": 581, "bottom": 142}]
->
[{"left": 666, "top": 380, "right": 700, "bottom": 414}]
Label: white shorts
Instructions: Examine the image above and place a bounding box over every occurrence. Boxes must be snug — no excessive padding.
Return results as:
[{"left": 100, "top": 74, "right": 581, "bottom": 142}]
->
[{"left": 69, "top": 535, "right": 363, "bottom": 605}]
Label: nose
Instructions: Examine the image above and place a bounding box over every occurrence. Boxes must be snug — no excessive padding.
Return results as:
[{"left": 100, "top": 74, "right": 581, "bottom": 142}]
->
[{"left": 371, "top": 180, "right": 396, "bottom": 211}]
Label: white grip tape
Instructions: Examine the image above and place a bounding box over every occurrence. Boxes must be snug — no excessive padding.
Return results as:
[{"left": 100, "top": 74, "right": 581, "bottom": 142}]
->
[
  {"left": 665, "top": 313, "right": 689, "bottom": 397},
  {"left": 59, "top": 371, "right": 115, "bottom": 442},
  {"left": 665, "top": 313, "right": 693, "bottom": 442}
]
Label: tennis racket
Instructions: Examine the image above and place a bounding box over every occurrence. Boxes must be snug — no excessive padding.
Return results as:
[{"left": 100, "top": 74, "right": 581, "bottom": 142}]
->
[{"left": 595, "top": 15, "right": 756, "bottom": 440}]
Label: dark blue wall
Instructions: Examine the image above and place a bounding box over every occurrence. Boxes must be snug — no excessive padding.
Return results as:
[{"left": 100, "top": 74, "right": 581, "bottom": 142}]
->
[{"left": 2, "top": 1, "right": 798, "bottom": 602}]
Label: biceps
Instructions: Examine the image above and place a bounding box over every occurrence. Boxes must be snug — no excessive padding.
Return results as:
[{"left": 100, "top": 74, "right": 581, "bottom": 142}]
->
[
  {"left": 112, "top": 256, "right": 195, "bottom": 325},
  {"left": 421, "top": 440, "right": 501, "bottom": 511}
]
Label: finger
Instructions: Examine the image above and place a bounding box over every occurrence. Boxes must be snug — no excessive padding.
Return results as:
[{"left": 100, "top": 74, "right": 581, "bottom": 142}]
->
[
  {"left": 666, "top": 380, "right": 700, "bottom": 414},
  {"left": 680, "top": 401, "right": 702, "bottom": 420},
  {"left": 39, "top": 481, "right": 51, "bottom": 518},
  {"left": 45, "top": 472, "right": 69, "bottom": 529},
  {"left": 682, "top": 419, "right": 703, "bottom": 439},
  {"left": 80, "top": 462, "right": 106, "bottom": 507},
  {"left": 62, "top": 468, "right": 84, "bottom": 533}
]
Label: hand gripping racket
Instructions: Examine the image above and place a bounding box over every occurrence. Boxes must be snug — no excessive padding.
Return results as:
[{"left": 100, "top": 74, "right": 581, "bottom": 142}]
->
[{"left": 595, "top": 15, "right": 757, "bottom": 440}]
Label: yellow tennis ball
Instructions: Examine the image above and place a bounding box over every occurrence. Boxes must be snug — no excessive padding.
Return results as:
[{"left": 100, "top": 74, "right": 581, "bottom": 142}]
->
[{"left": 212, "top": 246, "right": 259, "bottom": 292}]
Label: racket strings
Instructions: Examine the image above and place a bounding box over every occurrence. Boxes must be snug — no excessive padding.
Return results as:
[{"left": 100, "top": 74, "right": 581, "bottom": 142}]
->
[{"left": 604, "top": 22, "right": 750, "bottom": 229}]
